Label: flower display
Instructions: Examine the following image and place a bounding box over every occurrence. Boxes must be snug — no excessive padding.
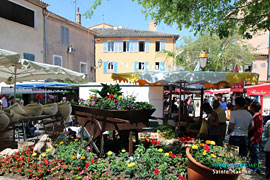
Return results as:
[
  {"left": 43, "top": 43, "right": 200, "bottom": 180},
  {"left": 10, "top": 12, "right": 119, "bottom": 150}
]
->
[
  {"left": 0, "top": 134, "right": 187, "bottom": 180},
  {"left": 79, "top": 83, "right": 154, "bottom": 110},
  {"left": 189, "top": 139, "right": 245, "bottom": 171}
]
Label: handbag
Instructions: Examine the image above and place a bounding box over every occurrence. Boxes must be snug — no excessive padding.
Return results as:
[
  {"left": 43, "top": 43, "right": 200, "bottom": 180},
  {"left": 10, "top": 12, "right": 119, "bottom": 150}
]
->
[{"left": 198, "top": 120, "right": 208, "bottom": 138}]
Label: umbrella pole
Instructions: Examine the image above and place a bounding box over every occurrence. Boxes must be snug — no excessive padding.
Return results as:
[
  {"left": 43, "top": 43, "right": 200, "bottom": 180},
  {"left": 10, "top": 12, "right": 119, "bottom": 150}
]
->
[
  {"left": 178, "top": 81, "right": 182, "bottom": 123},
  {"left": 200, "top": 88, "right": 204, "bottom": 120},
  {"left": 14, "top": 66, "right": 17, "bottom": 99}
]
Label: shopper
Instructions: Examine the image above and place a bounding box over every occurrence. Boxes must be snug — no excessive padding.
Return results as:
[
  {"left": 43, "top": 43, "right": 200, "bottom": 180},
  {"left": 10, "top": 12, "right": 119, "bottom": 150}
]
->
[
  {"left": 249, "top": 102, "right": 263, "bottom": 174},
  {"left": 264, "top": 118, "right": 270, "bottom": 178},
  {"left": 227, "top": 97, "right": 253, "bottom": 157},
  {"left": 202, "top": 103, "right": 219, "bottom": 143},
  {"left": 213, "top": 100, "right": 227, "bottom": 146},
  {"left": 220, "top": 97, "right": 227, "bottom": 111}
]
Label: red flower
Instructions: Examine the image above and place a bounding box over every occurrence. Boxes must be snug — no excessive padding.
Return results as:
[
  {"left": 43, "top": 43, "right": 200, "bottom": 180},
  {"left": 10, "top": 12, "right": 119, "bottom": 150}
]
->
[
  {"left": 115, "top": 99, "right": 119, "bottom": 102},
  {"left": 186, "top": 136, "right": 190, "bottom": 140},
  {"left": 156, "top": 141, "right": 160, "bottom": 145},
  {"left": 204, "top": 144, "right": 211, "bottom": 152},
  {"left": 109, "top": 94, "right": 114, "bottom": 100},
  {"left": 85, "top": 162, "right": 90, "bottom": 168},
  {"left": 177, "top": 154, "right": 181, "bottom": 158},
  {"left": 170, "top": 153, "right": 175, "bottom": 159},
  {"left": 153, "top": 167, "right": 160, "bottom": 176},
  {"left": 178, "top": 174, "right": 186, "bottom": 180},
  {"left": 91, "top": 158, "right": 95, "bottom": 164}
]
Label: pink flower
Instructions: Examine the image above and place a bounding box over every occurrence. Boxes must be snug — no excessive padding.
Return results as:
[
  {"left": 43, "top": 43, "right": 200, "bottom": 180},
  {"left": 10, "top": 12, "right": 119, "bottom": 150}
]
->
[
  {"left": 91, "top": 101, "right": 95, "bottom": 105},
  {"left": 84, "top": 100, "right": 89, "bottom": 105}
]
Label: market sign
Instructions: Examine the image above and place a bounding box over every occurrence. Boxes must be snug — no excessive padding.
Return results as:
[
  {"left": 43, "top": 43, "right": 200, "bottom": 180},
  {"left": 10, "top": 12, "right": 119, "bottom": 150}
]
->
[
  {"left": 246, "top": 84, "right": 270, "bottom": 95},
  {"left": 231, "top": 82, "right": 244, "bottom": 93}
]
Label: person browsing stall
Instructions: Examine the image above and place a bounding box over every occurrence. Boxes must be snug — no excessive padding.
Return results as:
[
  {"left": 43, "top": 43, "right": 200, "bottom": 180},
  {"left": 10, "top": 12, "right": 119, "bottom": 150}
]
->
[{"left": 227, "top": 97, "right": 253, "bottom": 157}]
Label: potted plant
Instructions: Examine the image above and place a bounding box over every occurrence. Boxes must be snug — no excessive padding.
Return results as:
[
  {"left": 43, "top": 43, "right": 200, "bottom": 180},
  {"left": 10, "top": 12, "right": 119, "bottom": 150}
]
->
[
  {"left": 74, "top": 83, "right": 155, "bottom": 123},
  {"left": 186, "top": 139, "right": 246, "bottom": 180}
]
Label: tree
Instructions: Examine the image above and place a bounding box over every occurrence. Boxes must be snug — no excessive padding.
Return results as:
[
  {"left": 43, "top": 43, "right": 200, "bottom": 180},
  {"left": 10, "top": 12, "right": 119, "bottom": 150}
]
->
[
  {"left": 86, "top": 0, "right": 270, "bottom": 39},
  {"left": 175, "top": 33, "right": 256, "bottom": 71}
]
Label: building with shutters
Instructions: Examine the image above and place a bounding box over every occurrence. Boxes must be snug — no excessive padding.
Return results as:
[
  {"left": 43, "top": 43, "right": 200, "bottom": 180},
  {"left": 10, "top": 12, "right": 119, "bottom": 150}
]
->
[
  {"left": 45, "top": 10, "right": 96, "bottom": 82},
  {"left": 90, "top": 22, "right": 179, "bottom": 82},
  {"left": 0, "top": 0, "right": 48, "bottom": 62}
]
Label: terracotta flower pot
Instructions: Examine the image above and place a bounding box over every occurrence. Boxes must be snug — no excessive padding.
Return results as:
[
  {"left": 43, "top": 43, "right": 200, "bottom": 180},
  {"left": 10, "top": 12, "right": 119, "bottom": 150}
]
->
[{"left": 186, "top": 147, "right": 246, "bottom": 180}]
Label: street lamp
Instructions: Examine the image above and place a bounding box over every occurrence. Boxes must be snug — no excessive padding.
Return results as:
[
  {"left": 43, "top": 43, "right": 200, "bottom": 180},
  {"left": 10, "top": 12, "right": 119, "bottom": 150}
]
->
[
  {"left": 199, "top": 50, "right": 208, "bottom": 70},
  {"left": 97, "top": 59, "right": 103, "bottom": 67}
]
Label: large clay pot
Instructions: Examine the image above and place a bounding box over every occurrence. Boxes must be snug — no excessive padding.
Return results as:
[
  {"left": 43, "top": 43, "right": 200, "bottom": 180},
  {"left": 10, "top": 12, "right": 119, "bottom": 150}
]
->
[{"left": 186, "top": 147, "right": 246, "bottom": 180}]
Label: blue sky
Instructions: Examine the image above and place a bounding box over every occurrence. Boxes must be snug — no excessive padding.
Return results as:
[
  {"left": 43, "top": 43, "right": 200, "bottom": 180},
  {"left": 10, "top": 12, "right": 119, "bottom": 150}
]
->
[{"left": 42, "top": 0, "right": 195, "bottom": 47}]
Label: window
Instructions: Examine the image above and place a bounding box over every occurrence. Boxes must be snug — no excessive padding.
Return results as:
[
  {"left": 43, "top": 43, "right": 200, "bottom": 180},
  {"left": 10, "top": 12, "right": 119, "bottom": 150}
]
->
[
  {"left": 139, "top": 41, "right": 145, "bottom": 52},
  {"left": 107, "top": 62, "right": 114, "bottom": 71},
  {"left": 261, "top": 63, "right": 266, "bottom": 68},
  {"left": 253, "top": 64, "right": 257, "bottom": 69},
  {"left": 123, "top": 41, "right": 129, "bottom": 52},
  {"left": 23, "top": 53, "right": 35, "bottom": 61},
  {"left": 61, "top": 26, "right": 69, "bottom": 45},
  {"left": 138, "top": 62, "right": 145, "bottom": 70},
  {"left": 155, "top": 62, "right": 160, "bottom": 70},
  {"left": 53, "top": 55, "right": 62, "bottom": 66},
  {"left": 0, "top": 1, "right": 35, "bottom": 28},
  {"left": 244, "top": 65, "right": 252, "bottom": 72},
  {"left": 80, "top": 62, "right": 87, "bottom": 74},
  {"left": 108, "top": 41, "right": 114, "bottom": 52},
  {"left": 156, "top": 41, "right": 160, "bottom": 52}
]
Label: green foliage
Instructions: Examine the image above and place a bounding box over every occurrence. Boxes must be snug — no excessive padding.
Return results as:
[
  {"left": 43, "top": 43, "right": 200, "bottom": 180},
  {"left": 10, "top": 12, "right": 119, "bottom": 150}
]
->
[
  {"left": 86, "top": 0, "right": 270, "bottom": 39},
  {"left": 90, "top": 83, "right": 123, "bottom": 98},
  {"left": 177, "top": 33, "right": 256, "bottom": 71},
  {"left": 156, "top": 124, "right": 177, "bottom": 139}
]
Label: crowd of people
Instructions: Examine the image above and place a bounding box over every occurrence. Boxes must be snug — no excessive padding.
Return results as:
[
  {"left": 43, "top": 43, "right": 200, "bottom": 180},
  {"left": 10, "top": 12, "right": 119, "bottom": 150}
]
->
[{"left": 201, "top": 95, "right": 268, "bottom": 176}]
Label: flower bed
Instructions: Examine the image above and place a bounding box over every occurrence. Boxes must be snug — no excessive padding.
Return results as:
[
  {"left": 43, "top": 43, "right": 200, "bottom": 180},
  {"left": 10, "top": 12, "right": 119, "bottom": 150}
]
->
[{"left": 0, "top": 134, "right": 188, "bottom": 180}]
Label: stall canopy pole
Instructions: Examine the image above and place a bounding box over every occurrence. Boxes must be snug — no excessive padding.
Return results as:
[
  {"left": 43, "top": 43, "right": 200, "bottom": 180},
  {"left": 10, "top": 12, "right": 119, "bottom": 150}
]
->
[
  {"left": 200, "top": 88, "right": 204, "bottom": 120},
  {"left": 169, "top": 85, "right": 173, "bottom": 118},
  {"left": 178, "top": 81, "right": 182, "bottom": 122},
  {"left": 183, "top": 82, "right": 186, "bottom": 115}
]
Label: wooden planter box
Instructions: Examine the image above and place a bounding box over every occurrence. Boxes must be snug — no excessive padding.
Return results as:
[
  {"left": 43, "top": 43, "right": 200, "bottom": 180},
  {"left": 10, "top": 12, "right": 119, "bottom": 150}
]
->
[{"left": 72, "top": 105, "right": 155, "bottom": 124}]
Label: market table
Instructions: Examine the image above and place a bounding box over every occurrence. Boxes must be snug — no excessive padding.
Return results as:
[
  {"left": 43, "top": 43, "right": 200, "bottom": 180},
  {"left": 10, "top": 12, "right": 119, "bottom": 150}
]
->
[{"left": 10, "top": 114, "right": 62, "bottom": 141}]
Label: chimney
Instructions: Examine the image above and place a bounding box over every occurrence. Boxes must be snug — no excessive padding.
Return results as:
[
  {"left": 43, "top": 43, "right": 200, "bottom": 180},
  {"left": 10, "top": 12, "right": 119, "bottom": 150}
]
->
[
  {"left": 148, "top": 22, "right": 157, "bottom": 31},
  {"left": 76, "top": 7, "right": 81, "bottom": 25}
]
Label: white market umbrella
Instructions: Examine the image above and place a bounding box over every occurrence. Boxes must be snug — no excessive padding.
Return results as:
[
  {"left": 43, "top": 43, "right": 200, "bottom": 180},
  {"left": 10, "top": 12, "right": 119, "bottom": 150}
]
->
[{"left": 0, "top": 49, "right": 85, "bottom": 97}]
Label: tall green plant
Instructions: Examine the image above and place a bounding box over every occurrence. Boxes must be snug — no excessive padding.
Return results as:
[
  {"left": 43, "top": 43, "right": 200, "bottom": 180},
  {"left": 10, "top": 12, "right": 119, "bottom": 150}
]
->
[{"left": 90, "top": 83, "right": 123, "bottom": 98}]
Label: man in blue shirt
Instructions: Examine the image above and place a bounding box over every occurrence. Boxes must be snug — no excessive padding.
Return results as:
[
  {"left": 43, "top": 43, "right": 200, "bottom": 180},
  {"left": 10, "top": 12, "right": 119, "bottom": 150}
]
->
[{"left": 220, "top": 97, "right": 227, "bottom": 111}]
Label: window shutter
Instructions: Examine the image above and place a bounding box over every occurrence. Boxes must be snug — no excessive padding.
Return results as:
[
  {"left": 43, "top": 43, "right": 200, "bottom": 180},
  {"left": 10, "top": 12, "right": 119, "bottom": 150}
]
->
[
  {"left": 145, "top": 61, "right": 149, "bottom": 72},
  {"left": 119, "top": 40, "right": 123, "bottom": 52},
  {"left": 66, "top": 27, "right": 69, "bottom": 45},
  {"left": 126, "top": 41, "right": 130, "bottom": 52},
  {"left": 113, "top": 62, "right": 117, "bottom": 73},
  {"left": 103, "top": 61, "right": 108, "bottom": 73},
  {"left": 115, "top": 40, "right": 119, "bottom": 52},
  {"left": 145, "top": 40, "right": 149, "bottom": 52},
  {"left": 103, "top": 40, "right": 107, "bottom": 52},
  {"left": 130, "top": 40, "right": 133, "bottom": 52},
  {"left": 61, "top": 26, "right": 65, "bottom": 44},
  {"left": 160, "top": 62, "right": 165, "bottom": 71},
  {"left": 134, "top": 61, "right": 138, "bottom": 72},
  {"left": 160, "top": 40, "right": 166, "bottom": 51},
  {"left": 134, "top": 40, "right": 138, "bottom": 52}
]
